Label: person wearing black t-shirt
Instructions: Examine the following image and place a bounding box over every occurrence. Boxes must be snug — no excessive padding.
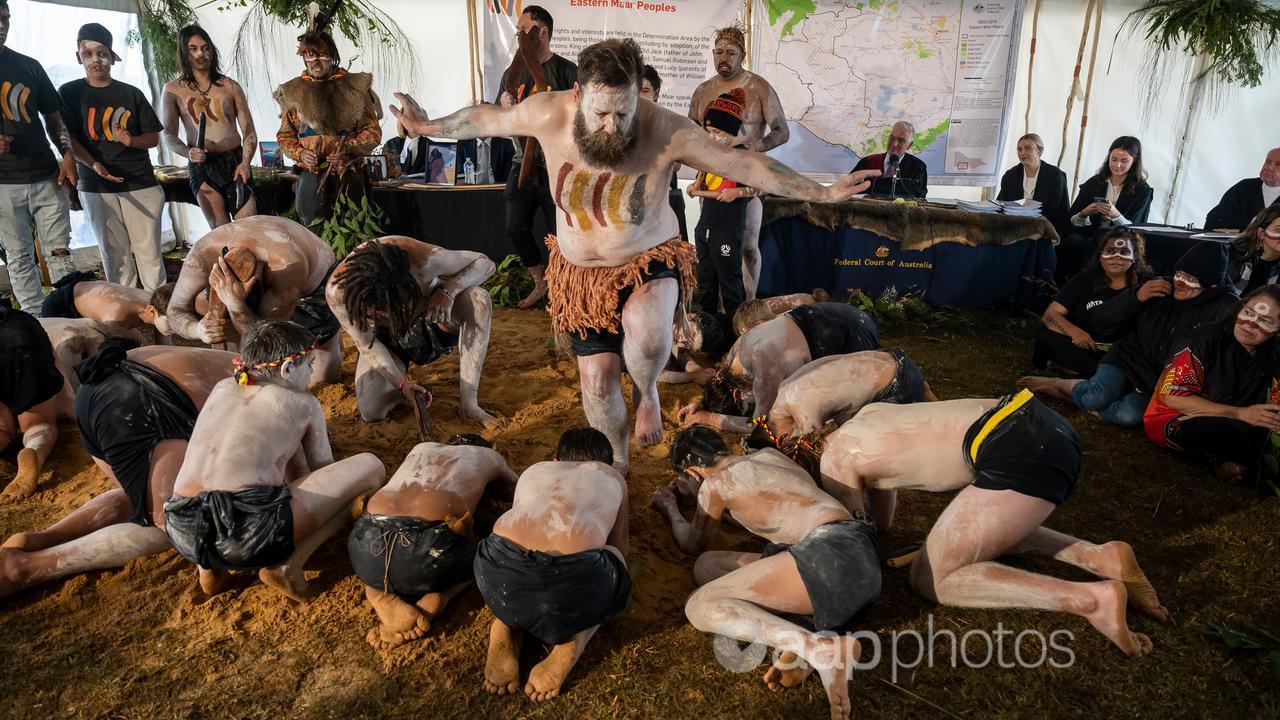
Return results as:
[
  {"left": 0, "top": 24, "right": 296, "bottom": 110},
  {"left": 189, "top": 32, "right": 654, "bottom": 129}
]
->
[
  {"left": 1227, "top": 205, "right": 1280, "bottom": 297},
  {"left": 1033, "top": 230, "right": 1151, "bottom": 376},
  {"left": 498, "top": 5, "right": 577, "bottom": 308},
  {"left": 59, "top": 24, "right": 166, "bottom": 291},
  {"left": 0, "top": 1, "right": 78, "bottom": 313},
  {"left": 1144, "top": 286, "right": 1280, "bottom": 483}
]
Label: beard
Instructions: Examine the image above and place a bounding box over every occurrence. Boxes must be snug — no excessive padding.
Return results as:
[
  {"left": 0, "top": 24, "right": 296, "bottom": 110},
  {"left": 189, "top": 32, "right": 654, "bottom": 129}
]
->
[{"left": 573, "top": 109, "right": 638, "bottom": 167}]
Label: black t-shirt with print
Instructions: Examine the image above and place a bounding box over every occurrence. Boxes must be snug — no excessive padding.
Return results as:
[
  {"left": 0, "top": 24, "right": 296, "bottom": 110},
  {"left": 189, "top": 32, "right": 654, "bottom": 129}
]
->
[
  {"left": 498, "top": 53, "right": 577, "bottom": 166},
  {"left": 58, "top": 79, "right": 162, "bottom": 192},
  {"left": 1054, "top": 273, "right": 1126, "bottom": 342},
  {"left": 0, "top": 48, "right": 63, "bottom": 185}
]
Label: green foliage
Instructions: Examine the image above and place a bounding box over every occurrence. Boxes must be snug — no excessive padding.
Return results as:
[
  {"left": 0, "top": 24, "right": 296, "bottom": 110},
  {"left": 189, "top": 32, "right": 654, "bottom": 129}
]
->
[
  {"left": 310, "top": 190, "right": 386, "bottom": 259},
  {"left": 1119, "top": 0, "right": 1280, "bottom": 113},
  {"left": 843, "top": 286, "right": 933, "bottom": 327},
  {"left": 127, "top": 0, "right": 198, "bottom": 82},
  {"left": 1203, "top": 622, "right": 1280, "bottom": 680},
  {"left": 481, "top": 254, "right": 535, "bottom": 308},
  {"left": 217, "top": 0, "right": 403, "bottom": 48}
]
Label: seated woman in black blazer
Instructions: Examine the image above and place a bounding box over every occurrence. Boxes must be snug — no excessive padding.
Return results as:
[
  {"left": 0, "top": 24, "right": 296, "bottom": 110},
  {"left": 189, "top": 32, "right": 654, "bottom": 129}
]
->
[
  {"left": 1033, "top": 228, "right": 1152, "bottom": 377},
  {"left": 996, "top": 133, "right": 1070, "bottom": 234},
  {"left": 1227, "top": 205, "right": 1280, "bottom": 296},
  {"left": 1058, "top": 136, "right": 1154, "bottom": 282}
]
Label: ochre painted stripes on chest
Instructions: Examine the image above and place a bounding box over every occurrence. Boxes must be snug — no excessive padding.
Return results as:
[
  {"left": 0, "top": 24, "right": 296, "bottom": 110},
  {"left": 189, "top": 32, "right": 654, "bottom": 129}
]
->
[{"left": 553, "top": 162, "right": 647, "bottom": 230}]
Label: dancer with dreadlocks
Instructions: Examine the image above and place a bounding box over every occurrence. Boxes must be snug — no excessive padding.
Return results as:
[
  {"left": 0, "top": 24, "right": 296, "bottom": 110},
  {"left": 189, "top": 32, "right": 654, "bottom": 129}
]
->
[
  {"left": 325, "top": 236, "right": 498, "bottom": 426},
  {"left": 165, "top": 216, "right": 341, "bottom": 383},
  {"left": 164, "top": 320, "right": 386, "bottom": 602},
  {"left": 275, "top": 1, "right": 381, "bottom": 225},
  {"left": 160, "top": 25, "right": 258, "bottom": 228},
  {"left": 652, "top": 426, "right": 878, "bottom": 720},
  {"left": 689, "top": 25, "right": 791, "bottom": 302},
  {"left": 389, "top": 39, "right": 878, "bottom": 469}
]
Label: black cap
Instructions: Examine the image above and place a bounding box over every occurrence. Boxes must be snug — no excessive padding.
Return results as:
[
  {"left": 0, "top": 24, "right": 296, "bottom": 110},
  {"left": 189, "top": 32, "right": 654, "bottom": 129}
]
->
[
  {"left": 1172, "top": 242, "right": 1227, "bottom": 287},
  {"left": 77, "top": 23, "right": 122, "bottom": 63}
]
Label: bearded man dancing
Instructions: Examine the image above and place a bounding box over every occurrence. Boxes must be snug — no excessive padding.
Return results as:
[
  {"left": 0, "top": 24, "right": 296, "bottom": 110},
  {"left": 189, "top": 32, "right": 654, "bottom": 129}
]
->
[{"left": 390, "top": 39, "right": 876, "bottom": 469}]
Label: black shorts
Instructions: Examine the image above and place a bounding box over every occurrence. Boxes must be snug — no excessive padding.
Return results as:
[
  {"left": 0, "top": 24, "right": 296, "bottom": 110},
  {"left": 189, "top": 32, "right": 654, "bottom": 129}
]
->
[
  {"left": 570, "top": 258, "right": 684, "bottom": 357},
  {"left": 189, "top": 148, "right": 253, "bottom": 211},
  {"left": 377, "top": 316, "right": 461, "bottom": 368},
  {"left": 964, "top": 390, "right": 1082, "bottom": 505},
  {"left": 473, "top": 534, "right": 631, "bottom": 646},
  {"left": 870, "top": 348, "right": 927, "bottom": 405},
  {"left": 761, "top": 517, "right": 880, "bottom": 632},
  {"left": 39, "top": 270, "right": 98, "bottom": 319},
  {"left": 164, "top": 485, "right": 295, "bottom": 571},
  {"left": 290, "top": 262, "right": 340, "bottom": 346},
  {"left": 785, "top": 303, "right": 880, "bottom": 360},
  {"left": 348, "top": 513, "right": 477, "bottom": 597},
  {"left": 0, "top": 307, "right": 65, "bottom": 418},
  {"left": 76, "top": 353, "right": 199, "bottom": 526}
]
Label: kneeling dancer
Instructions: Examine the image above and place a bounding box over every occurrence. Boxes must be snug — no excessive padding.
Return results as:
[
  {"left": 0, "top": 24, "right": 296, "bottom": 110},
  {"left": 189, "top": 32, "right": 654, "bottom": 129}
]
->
[
  {"left": 349, "top": 434, "right": 517, "bottom": 649},
  {"left": 474, "top": 427, "right": 630, "bottom": 702},
  {"left": 680, "top": 302, "right": 881, "bottom": 433},
  {"left": 820, "top": 390, "right": 1168, "bottom": 657},
  {"left": 40, "top": 271, "right": 175, "bottom": 341},
  {"left": 166, "top": 216, "right": 342, "bottom": 383},
  {"left": 164, "top": 320, "right": 386, "bottom": 601},
  {"left": 652, "top": 427, "right": 878, "bottom": 720},
  {"left": 327, "top": 237, "right": 497, "bottom": 426},
  {"left": 0, "top": 345, "right": 233, "bottom": 599},
  {"left": 1, "top": 308, "right": 76, "bottom": 500},
  {"left": 388, "top": 38, "right": 877, "bottom": 469}
]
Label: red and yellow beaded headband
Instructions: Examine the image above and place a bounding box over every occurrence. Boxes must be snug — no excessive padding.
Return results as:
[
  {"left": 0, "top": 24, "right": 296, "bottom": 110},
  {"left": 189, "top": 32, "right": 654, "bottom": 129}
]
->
[{"left": 232, "top": 345, "right": 317, "bottom": 386}]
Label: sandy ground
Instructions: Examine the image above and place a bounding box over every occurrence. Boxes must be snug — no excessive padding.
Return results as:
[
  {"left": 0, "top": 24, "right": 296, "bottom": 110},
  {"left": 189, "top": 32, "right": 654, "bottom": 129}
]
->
[{"left": 0, "top": 306, "right": 1276, "bottom": 719}]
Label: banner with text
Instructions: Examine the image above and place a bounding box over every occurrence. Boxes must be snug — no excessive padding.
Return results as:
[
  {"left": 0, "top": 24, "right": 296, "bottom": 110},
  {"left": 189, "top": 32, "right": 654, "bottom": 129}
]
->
[
  {"left": 752, "top": 0, "right": 1023, "bottom": 185},
  {"left": 480, "top": 0, "right": 742, "bottom": 117}
]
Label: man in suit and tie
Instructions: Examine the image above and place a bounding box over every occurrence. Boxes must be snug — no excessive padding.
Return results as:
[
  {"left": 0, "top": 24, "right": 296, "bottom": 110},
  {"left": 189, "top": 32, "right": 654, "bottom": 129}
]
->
[
  {"left": 852, "top": 120, "right": 927, "bottom": 199},
  {"left": 456, "top": 128, "right": 515, "bottom": 184},
  {"left": 1206, "top": 147, "right": 1280, "bottom": 232}
]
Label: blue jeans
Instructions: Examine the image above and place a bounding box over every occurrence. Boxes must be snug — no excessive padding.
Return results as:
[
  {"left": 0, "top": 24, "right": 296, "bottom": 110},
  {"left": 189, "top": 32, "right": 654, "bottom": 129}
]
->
[
  {"left": 0, "top": 177, "right": 74, "bottom": 312},
  {"left": 1071, "top": 362, "right": 1147, "bottom": 427}
]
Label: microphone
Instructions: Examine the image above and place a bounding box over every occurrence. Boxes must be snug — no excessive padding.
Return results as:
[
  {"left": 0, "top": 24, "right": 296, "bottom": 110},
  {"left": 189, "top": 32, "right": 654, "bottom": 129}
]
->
[{"left": 887, "top": 153, "right": 901, "bottom": 198}]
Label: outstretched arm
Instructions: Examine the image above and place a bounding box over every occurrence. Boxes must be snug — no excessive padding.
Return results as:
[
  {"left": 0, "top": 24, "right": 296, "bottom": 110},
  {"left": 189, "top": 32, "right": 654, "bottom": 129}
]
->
[
  {"left": 675, "top": 124, "right": 877, "bottom": 203},
  {"left": 389, "top": 91, "right": 554, "bottom": 142}
]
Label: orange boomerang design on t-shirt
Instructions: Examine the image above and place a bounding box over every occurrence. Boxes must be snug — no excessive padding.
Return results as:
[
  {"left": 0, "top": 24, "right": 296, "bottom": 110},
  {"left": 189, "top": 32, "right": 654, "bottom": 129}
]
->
[
  {"left": 83, "top": 106, "right": 133, "bottom": 142},
  {"left": 0, "top": 81, "right": 34, "bottom": 124},
  {"left": 552, "top": 162, "right": 649, "bottom": 231}
]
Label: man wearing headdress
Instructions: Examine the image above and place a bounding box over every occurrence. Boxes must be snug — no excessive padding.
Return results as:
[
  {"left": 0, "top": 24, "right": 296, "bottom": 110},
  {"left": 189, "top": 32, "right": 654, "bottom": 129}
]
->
[
  {"left": 274, "top": 8, "right": 381, "bottom": 225},
  {"left": 689, "top": 25, "right": 791, "bottom": 301}
]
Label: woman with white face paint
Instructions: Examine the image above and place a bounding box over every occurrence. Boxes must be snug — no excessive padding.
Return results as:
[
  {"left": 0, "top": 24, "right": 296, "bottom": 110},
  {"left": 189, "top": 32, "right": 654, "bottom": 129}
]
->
[
  {"left": 1033, "top": 229, "right": 1153, "bottom": 376},
  {"left": 1057, "top": 136, "right": 1154, "bottom": 283},
  {"left": 1227, "top": 205, "right": 1280, "bottom": 297},
  {"left": 1143, "top": 285, "right": 1280, "bottom": 483}
]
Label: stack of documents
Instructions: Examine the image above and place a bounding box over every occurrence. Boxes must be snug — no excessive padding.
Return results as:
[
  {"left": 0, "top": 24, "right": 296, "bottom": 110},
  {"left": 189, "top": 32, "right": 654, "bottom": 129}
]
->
[
  {"left": 996, "top": 199, "right": 1043, "bottom": 216},
  {"left": 957, "top": 199, "right": 1002, "bottom": 214}
]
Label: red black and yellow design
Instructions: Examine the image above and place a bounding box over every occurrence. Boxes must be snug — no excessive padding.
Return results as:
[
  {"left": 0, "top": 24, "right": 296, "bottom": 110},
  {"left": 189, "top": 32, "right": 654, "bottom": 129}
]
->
[
  {"left": 184, "top": 95, "right": 225, "bottom": 123},
  {"left": 552, "top": 162, "right": 649, "bottom": 231},
  {"left": 1143, "top": 347, "right": 1204, "bottom": 448}
]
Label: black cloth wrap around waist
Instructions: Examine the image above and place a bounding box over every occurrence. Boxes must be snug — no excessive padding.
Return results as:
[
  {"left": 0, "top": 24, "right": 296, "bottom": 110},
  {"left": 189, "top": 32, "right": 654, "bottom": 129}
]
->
[
  {"left": 785, "top": 303, "right": 881, "bottom": 360},
  {"left": 377, "top": 314, "right": 461, "bottom": 368},
  {"left": 164, "top": 485, "right": 294, "bottom": 571},
  {"left": 963, "top": 392, "right": 1082, "bottom": 505},
  {"left": 761, "top": 516, "right": 881, "bottom": 632},
  {"left": 870, "top": 347, "right": 927, "bottom": 405},
  {"left": 0, "top": 306, "right": 65, "bottom": 418},
  {"left": 289, "top": 261, "right": 341, "bottom": 346},
  {"left": 347, "top": 513, "right": 478, "bottom": 597},
  {"left": 75, "top": 346, "right": 199, "bottom": 526},
  {"left": 40, "top": 270, "right": 99, "bottom": 319},
  {"left": 473, "top": 533, "right": 631, "bottom": 646}
]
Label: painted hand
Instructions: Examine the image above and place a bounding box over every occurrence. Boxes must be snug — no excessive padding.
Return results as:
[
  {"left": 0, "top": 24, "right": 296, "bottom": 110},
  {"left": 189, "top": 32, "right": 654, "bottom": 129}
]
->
[
  {"left": 830, "top": 169, "right": 880, "bottom": 202},
  {"left": 650, "top": 484, "right": 678, "bottom": 514},
  {"left": 234, "top": 164, "right": 251, "bottom": 184},
  {"left": 198, "top": 314, "right": 228, "bottom": 345},
  {"left": 208, "top": 256, "right": 258, "bottom": 314},
  {"left": 425, "top": 288, "right": 455, "bottom": 325},
  {"left": 677, "top": 400, "right": 703, "bottom": 425},
  {"left": 400, "top": 379, "right": 432, "bottom": 407}
]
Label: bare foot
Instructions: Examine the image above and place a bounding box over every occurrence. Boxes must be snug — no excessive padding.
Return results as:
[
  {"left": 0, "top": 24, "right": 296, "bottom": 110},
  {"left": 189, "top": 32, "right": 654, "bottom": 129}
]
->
[
  {"left": 517, "top": 279, "right": 548, "bottom": 309},
  {"left": 1100, "top": 541, "right": 1169, "bottom": 622},
  {"left": 0, "top": 548, "right": 29, "bottom": 600},
  {"left": 762, "top": 651, "right": 812, "bottom": 692},
  {"left": 198, "top": 568, "right": 234, "bottom": 595},
  {"left": 1014, "top": 376, "right": 1075, "bottom": 403},
  {"left": 525, "top": 637, "right": 585, "bottom": 702},
  {"left": 483, "top": 619, "right": 523, "bottom": 696},
  {"left": 1213, "top": 461, "right": 1245, "bottom": 484},
  {"left": 809, "top": 635, "right": 860, "bottom": 720},
  {"left": 458, "top": 404, "right": 502, "bottom": 430},
  {"left": 635, "top": 396, "right": 663, "bottom": 447},
  {"left": 2, "top": 532, "right": 34, "bottom": 550},
  {"left": 365, "top": 587, "right": 432, "bottom": 650},
  {"left": 1, "top": 448, "right": 40, "bottom": 501},
  {"left": 1081, "top": 579, "right": 1153, "bottom": 658},
  {"left": 259, "top": 565, "right": 313, "bottom": 605}
]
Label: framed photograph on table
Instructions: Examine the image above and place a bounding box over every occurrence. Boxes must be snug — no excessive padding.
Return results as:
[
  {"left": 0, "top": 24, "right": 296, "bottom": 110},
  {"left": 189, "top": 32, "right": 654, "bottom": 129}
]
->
[
  {"left": 364, "top": 155, "right": 389, "bottom": 182},
  {"left": 259, "top": 141, "right": 283, "bottom": 168},
  {"left": 426, "top": 139, "right": 457, "bottom": 184}
]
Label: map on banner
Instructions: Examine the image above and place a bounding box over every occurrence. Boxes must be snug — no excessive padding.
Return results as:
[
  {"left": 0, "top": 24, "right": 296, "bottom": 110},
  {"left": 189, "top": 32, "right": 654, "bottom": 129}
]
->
[{"left": 754, "top": 0, "right": 1023, "bottom": 184}]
